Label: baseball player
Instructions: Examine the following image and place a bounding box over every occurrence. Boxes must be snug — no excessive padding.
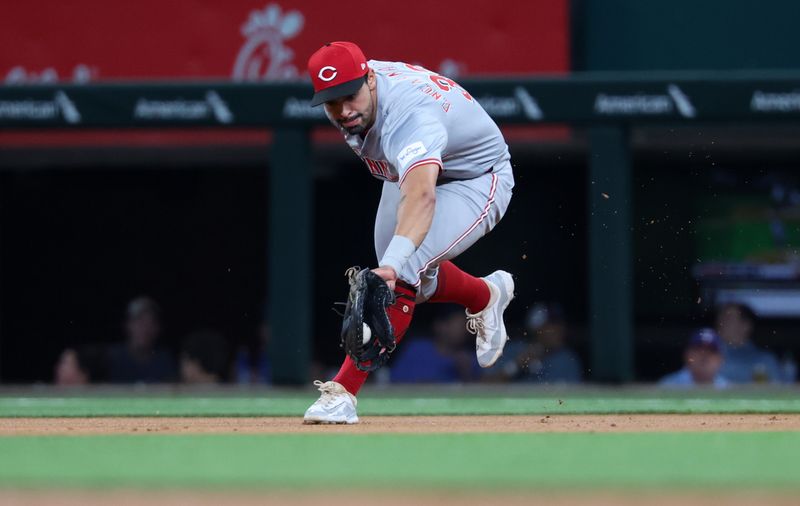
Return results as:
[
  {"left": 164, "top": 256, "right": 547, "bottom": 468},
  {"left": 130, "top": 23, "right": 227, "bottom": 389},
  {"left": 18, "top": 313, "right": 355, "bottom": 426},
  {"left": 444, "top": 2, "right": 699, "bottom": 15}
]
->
[{"left": 303, "top": 42, "right": 515, "bottom": 424}]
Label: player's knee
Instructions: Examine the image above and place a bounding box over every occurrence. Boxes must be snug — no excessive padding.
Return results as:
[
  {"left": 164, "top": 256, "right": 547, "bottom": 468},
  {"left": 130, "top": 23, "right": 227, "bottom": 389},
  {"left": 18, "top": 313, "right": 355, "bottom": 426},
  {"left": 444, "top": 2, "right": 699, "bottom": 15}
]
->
[{"left": 415, "top": 277, "right": 438, "bottom": 303}]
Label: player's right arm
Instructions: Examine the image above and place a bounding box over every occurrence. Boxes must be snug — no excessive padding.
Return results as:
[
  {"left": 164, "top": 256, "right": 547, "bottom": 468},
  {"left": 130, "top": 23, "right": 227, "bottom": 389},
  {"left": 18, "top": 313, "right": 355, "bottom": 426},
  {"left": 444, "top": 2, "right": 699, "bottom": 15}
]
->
[
  {"left": 374, "top": 113, "right": 447, "bottom": 285},
  {"left": 394, "top": 162, "right": 439, "bottom": 246},
  {"left": 374, "top": 164, "right": 439, "bottom": 288}
]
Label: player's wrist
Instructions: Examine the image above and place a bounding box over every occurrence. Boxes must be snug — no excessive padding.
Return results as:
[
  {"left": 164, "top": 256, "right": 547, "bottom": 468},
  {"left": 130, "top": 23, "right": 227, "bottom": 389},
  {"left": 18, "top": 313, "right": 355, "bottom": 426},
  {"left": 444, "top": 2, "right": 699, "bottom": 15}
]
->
[{"left": 379, "top": 235, "right": 416, "bottom": 275}]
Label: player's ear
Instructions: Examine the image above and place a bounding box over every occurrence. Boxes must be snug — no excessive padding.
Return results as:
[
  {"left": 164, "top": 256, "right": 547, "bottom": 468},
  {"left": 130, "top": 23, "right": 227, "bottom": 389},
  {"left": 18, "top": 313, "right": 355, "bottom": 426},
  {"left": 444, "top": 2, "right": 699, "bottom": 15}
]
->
[{"left": 367, "top": 69, "right": 376, "bottom": 90}]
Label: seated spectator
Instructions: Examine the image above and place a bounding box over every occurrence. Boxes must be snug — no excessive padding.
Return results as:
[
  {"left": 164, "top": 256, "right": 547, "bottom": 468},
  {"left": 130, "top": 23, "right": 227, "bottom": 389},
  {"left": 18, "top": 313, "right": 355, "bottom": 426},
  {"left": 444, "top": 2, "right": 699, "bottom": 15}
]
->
[
  {"left": 108, "top": 296, "right": 176, "bottom": 383},
  {"left": 485, "top": 302, "right": 582, "bottom": 383},
  {"left": 54, "top": 346, "right": 107, "bottom": 386},
  {"left": 235, "top": 306, "right": 272, "bottom": 384},
  {"left": 715, "top": 303, "right": 781, "bottom": 383},
  {"left": 181, "top": 330, "right": 230, "bottom": 384},
  {"left": 660, "top": 328, "right": 729, "bottom": 388},
  {"left": 390, "top": 305, "right": 480, "bottom": 383}
]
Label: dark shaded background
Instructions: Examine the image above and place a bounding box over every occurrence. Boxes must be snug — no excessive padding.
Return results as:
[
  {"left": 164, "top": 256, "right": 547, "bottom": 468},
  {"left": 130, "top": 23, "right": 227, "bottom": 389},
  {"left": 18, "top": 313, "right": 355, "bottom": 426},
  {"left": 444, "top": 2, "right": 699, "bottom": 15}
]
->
[
  {"left": 0, "top": 163, "right": 267, "bottom": 381},
  {"left": 0, "top": 139, "right": 589, "bottom": 382},
  {"left": 3, "top": 126, "right": 800, "bottom": 383}
]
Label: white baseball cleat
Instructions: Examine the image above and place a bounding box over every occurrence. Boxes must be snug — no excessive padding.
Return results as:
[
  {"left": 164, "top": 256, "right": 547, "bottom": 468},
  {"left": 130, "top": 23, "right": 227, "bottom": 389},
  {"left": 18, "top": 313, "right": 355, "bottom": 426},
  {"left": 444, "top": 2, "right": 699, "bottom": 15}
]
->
[
  {"left": 466, "top": 270, "right": 515, "bottom": 368},
  {"left": 303, "top": 380, "right": 359, "bottom": 424}
]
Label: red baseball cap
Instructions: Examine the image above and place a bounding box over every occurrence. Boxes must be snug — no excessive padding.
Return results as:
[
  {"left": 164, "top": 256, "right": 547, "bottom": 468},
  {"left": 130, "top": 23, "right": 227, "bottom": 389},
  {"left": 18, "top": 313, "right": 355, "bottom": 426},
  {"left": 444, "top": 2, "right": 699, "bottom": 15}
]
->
[{"left": 307, "top": 41, "right": 369, "bottom": 107}]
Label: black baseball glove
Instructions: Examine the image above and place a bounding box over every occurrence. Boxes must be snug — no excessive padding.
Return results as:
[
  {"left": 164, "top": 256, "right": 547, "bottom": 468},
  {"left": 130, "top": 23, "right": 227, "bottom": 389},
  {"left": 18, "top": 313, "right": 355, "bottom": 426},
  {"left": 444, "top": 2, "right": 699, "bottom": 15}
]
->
[{"left": 340, "top": 267, "right": 396, "bottom": 372}]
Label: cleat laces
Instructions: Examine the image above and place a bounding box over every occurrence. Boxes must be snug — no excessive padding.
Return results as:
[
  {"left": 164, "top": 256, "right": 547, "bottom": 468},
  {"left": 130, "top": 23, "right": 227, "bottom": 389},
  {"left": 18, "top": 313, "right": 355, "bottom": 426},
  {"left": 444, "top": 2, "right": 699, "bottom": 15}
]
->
[
  {"left": 465, "top": 311, "right": 486, "bottom": 344},
  {"left": 313, "top": 380, "right": 341, "bottom": 408}
]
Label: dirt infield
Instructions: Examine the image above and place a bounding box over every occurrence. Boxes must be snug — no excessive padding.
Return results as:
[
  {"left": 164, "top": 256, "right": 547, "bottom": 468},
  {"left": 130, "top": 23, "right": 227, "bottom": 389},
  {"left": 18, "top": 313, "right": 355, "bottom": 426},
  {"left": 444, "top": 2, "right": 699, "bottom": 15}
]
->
[
  {"left": 2, "top": 415, "right": 798, "bottom": 506},
  {"left": 2, "top": 413, "right": 800, "bottom": 435}
]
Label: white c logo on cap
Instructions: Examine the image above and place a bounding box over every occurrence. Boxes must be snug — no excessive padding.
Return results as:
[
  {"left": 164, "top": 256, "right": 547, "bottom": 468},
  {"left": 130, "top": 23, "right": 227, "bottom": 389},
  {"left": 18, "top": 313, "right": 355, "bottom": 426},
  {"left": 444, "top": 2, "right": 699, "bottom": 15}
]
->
[{"left": 318, "top": 66, "right": 337, "bottom": 82}]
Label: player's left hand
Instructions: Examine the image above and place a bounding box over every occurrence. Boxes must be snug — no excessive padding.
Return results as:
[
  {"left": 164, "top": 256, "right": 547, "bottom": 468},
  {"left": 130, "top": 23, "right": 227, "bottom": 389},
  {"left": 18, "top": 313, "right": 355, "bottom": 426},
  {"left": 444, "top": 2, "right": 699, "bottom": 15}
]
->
[{"left": 371, "top": 266, "right": 398, "bottom": 291}]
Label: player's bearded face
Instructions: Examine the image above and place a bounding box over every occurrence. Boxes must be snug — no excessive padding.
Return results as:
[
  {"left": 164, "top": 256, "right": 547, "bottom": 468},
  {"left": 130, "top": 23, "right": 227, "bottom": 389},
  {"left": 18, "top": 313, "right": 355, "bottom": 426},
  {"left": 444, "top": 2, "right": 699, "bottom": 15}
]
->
[{"left": 325, "top": 80, "right": 376, "bottom": 136}]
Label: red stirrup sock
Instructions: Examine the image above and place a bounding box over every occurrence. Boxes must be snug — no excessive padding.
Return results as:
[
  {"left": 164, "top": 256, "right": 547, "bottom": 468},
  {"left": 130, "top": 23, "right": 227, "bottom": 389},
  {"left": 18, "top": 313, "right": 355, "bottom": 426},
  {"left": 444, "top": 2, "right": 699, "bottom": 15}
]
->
[
  {"left": 428, "top": 260, "right": 490, "bottom": 314},
  {"left": 333, "top": 281, "right": 417, "bottom": 396},
  {"left": 331, "top": 357, "right": 369, "bottom": 396}
]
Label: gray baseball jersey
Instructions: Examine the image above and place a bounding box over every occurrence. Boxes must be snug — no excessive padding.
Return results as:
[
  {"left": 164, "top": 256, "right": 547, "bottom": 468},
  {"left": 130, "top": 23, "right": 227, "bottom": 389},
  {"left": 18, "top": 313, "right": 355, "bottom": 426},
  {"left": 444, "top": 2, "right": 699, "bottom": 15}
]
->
[
  {"left": 330, "top": 60, "right": 515, "bottom": 297},
  {"left": 334, "top": 60, "right": 510, "bottom": 185}
]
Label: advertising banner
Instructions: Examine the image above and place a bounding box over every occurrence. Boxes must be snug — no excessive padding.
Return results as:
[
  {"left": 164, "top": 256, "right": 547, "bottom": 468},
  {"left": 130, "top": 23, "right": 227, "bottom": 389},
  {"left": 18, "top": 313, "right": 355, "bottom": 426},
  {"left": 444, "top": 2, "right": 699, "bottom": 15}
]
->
[
  {"left": 2, "top": 1, "right": 569, "bottom": 84},
  {"left": 4, "top": 76, "right": 800, "bottom": 129}
]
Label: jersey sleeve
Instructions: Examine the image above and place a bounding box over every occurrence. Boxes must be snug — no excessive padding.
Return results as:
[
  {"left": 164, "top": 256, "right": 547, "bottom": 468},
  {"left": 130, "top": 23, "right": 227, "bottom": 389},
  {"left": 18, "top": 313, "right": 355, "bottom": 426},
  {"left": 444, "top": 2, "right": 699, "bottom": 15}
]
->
[{"left": 382, "top": 113, "right": 448, "bottom": 186}]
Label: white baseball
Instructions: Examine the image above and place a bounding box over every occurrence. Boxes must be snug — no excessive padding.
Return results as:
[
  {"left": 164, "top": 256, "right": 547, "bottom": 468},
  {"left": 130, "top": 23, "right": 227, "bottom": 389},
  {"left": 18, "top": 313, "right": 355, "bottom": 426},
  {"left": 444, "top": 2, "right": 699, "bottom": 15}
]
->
[{"left": 362, "top": 323, "right": 372, "bottom": 344}]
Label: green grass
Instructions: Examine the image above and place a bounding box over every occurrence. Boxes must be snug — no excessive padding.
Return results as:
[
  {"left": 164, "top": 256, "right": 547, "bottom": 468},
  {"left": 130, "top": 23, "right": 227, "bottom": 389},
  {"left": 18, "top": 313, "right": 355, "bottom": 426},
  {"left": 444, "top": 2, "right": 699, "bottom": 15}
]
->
[
  {"left": 2, "top": 392, "right": 800, "bottom": 417},
  {"left": 0, "top": 432, "right": 798, "bottom": 489},
  {"left": 1, "top": 391, "right": 798, "bottom": 491}
]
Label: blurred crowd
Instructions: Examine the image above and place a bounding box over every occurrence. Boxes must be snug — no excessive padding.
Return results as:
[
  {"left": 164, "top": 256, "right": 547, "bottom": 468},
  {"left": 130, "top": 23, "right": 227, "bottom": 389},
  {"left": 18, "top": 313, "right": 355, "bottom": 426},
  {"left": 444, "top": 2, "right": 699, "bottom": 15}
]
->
[
  {"left": 54, "top": 296, "right": 241, "bottom": 387},
  {"left": 659, "top": 303, "right": 795, "bottom": 388},
  {"left": 53, "top": 295, "right": 796, "bottom": 388}
]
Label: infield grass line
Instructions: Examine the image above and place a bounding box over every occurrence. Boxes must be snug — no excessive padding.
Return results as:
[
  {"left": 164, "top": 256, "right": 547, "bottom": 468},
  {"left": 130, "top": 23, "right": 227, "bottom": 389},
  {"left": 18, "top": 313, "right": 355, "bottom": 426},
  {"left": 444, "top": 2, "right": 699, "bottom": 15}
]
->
[
  {"left": 2, "top": 395, "right": 800, "bottom": 417},
  {"left": 0, "top": 432, "right": 798, "bottom": 490}
]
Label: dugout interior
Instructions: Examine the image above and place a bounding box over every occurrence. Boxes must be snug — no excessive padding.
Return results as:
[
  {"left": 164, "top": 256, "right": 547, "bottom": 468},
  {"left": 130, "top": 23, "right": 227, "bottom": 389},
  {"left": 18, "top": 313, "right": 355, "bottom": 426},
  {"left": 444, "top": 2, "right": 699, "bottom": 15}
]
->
[{"left": 1, "top": 124, "right": 799, "bottom": 383}]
